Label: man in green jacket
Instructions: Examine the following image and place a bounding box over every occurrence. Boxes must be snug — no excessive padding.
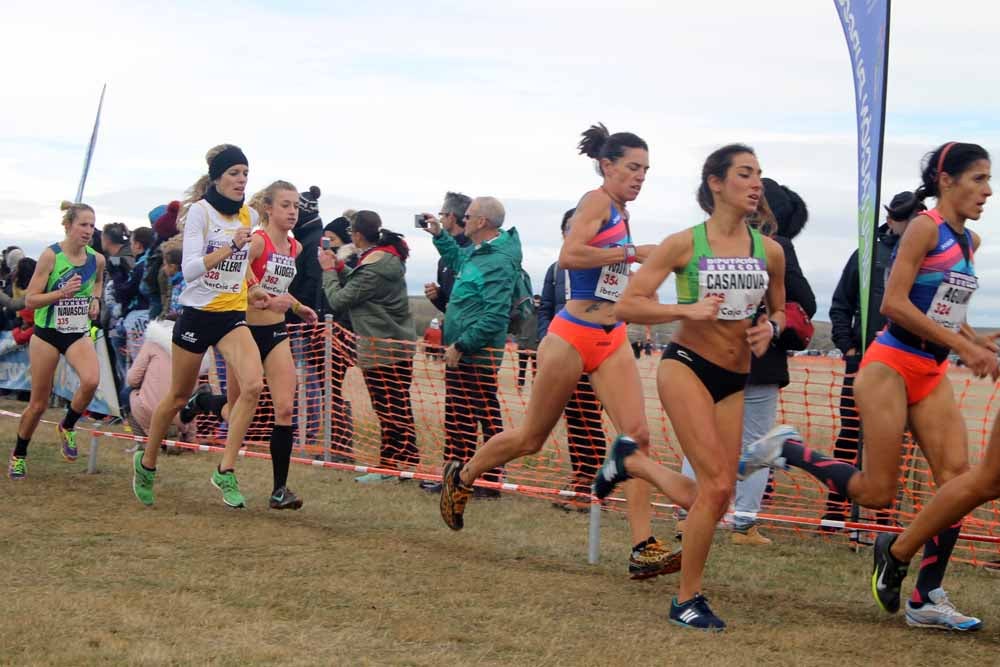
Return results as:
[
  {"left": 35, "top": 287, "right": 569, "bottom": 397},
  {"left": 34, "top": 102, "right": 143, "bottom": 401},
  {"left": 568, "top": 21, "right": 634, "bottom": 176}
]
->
[{"left": 419, "top": 197, "right": 522, "bottom": 497}]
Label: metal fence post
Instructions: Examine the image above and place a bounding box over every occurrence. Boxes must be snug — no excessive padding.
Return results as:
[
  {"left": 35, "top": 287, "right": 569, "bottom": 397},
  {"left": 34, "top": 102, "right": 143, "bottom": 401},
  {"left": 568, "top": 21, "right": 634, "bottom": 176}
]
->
[
  {"left": 323, "top": 314, "right": 333, "bottom": 463},
  {"left": 87, "top": 432, "right": 99, "bottom": 474},
  {"left": 588, "top": 499, "right": 601, "bottom": 564}
]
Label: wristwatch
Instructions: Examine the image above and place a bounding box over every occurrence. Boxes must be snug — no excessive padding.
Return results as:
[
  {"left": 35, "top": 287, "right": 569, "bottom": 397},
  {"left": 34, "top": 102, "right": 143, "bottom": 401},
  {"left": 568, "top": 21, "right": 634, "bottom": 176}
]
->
[{"left": 769, "top": 320, "right": 780, "bottom": 342}]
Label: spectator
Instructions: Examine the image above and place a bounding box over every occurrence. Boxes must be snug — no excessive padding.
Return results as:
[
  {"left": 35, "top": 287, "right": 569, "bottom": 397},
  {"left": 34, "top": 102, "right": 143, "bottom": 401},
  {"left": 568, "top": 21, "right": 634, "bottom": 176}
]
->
[
  {"left": 123, "top": 318, "right": 196, "bottom": 442},
  {"left": 0, "top": 250, "right": 29, "bottom": 327},
  {"left": 101, "top": 222, "right": 133, "bottom": 382},
  {"left": 627, "top": 322, "right": 647, "bottom": 359},
  {"left": 145, "top": 201, "right": 181, "bottom": 320},
  {"left": 514, "top": 295, "right": 541, "bottom": 388},
  {"left": 680, "top": 178, "right": 816, "bottom": 546},
  {"left": 115, "top": 226, "right": 154, "bottom": 365},
  {"left": 321, "top": 215, "right": 358, "bottom": 459},
  {"left": 320, "top": 210, "right": 418, "bottom": 482},
  {"left": 161, "top": 243, "right": 185, "bottom": 318},
  {"left": 537, "top": 208, "right": 607, "bottom": 508},
  {"left": 824, "top": 190, "right": 925, "bottom": 524},
  {"left": 289, "top": 186, "right": 325, "bottom": 318},
  {"left": 423, "top": 317, "right": 444, "bottom": 361},
  {"left": 424, "top": 192, "right": 472, "bottom": 313},
  {"left": 418, "top": 196, "right": 521, "bottom": 497}
]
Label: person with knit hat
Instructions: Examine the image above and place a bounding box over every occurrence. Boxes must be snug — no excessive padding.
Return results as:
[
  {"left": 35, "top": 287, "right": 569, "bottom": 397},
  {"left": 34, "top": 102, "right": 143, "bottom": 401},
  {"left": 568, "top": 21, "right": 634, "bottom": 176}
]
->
[{"left": 144, "top": 201, "right": 182, "bottom": 320}]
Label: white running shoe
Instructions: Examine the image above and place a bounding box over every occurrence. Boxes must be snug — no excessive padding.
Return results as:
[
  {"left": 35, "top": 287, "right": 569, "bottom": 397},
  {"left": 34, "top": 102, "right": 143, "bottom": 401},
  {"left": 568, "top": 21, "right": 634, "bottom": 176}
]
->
[
  {"left": 737, "top": 424, "right": 798, "bottom": 481},
  {"left": 905, "top": 588, "right": 982, "bottom": 631}
]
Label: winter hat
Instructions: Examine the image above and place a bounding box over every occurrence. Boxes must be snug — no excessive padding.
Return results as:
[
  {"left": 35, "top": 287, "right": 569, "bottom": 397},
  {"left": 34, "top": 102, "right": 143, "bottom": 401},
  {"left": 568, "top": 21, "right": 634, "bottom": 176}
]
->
[
  {"left": 148, "top": 204, "right": 168, "bottom": 225},
  {"left": 297, "top": 186, "right": 322, "bottom": 226},
  {"left": 324, "top": 217, "right": 352, "bottom": 244},
  {"left": 154, "top": 201, "right": 181, "bottom": 239},
  {"left": 5, "top": 248, "right": 24, "bottom": 272},
  {"left": 762, "top": 178, "right": 808, "bottom": 240}
]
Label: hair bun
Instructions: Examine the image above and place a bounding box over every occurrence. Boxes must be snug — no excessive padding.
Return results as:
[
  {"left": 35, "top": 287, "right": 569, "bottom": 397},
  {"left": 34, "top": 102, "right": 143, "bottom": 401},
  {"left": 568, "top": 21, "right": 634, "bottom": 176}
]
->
[
  {"left": 60, "top": 200, "right": 73, "bottom": 211},
  {"left": 578, "top": 123, "right": 610, "bottom": 159},
  {"left": 167, "top": 200, "right": 180, "bottom": 214},
  {"left": 309, "top": 185, "right": 321, "bottom": 198}
]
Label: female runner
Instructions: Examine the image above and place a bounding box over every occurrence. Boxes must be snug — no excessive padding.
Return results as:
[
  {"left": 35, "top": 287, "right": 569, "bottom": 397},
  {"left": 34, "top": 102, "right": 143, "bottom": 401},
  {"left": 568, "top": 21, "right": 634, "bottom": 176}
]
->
[
  {"left": 180, "top": 180, "right": 318, "bottom": 509},
  {"left": 605, "top": 144, "right": 786, "bottom": 630},
  {"left": 440, "top": 123, "right": 697, "bottom": 579},
  {"left": 8, "top": 202, "right": 104, "bottom": 479},
  {"left": 131, "top": 144, "right": 267, "bottom": 508},
  {"left": 743, "top": 142, "right": 994, "bottom": 631}
]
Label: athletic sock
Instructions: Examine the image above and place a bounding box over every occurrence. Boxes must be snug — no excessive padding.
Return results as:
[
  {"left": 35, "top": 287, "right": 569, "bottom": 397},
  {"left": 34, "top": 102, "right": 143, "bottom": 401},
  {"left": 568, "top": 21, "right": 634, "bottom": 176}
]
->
[
  {"left": 62, "top": 407, "right": 83, "bottom": 430},
  {"left": 910, "top": 521, "right": 962, "bottom": 607},
  {"left": 781, "top": 439, "right": 858, "bottom": 499},
  {"left": 13, "top": 435, "right": 29, "bottom": 458},
  {"left": 196, "top": 393, "right": 228, "bottom": 418},
  {"left": 270, "top": 424, "right": 294, "bottom": 492}
]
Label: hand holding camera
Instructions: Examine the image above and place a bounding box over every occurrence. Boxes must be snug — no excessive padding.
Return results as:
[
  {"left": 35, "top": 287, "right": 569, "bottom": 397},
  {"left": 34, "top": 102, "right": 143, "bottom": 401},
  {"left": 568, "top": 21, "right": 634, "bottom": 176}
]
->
[{"left": 416, "top": 213, "right": 441, "bottom": 237}]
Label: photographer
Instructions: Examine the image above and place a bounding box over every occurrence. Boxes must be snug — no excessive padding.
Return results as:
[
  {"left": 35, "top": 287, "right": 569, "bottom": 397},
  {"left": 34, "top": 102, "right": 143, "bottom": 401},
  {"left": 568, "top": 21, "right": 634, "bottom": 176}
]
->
[
  {"left": 320, "top": 210, "right": 418, "bottom": 481},
  {"left": 424, "top": 192, "right": 472, "bottom": 313},
  {"left": 101, "top": 222, "right": 133, "bottom": 383}
]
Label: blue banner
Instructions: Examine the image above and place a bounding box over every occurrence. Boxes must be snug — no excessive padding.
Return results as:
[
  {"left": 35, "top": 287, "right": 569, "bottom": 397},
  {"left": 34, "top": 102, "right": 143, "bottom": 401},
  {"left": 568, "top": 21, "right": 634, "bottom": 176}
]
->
[
  {"left": 834, "top": 0, "right": 891, "bottom": 350},
  {"left": 0, "top": 330, "right": 120, "bottom": 416},
  {"left": 75, "top": 84, "right": 106, "bottom": 203}
]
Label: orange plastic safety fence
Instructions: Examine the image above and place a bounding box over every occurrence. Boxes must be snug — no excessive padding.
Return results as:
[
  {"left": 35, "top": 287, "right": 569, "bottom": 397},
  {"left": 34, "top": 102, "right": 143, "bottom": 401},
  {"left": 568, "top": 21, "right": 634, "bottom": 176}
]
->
[{"left": 192, "top": 322, "right": 1000, "bottom": 566}]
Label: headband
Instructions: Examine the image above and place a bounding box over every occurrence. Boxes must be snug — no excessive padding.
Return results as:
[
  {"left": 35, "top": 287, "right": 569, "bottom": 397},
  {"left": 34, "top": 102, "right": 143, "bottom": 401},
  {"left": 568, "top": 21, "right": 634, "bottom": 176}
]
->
[
  {"left": 208, "top": 146, "right": 248, "bottom": 180},
  {"left": 936, "top": 142, "right": 956, "bottom": 181}
]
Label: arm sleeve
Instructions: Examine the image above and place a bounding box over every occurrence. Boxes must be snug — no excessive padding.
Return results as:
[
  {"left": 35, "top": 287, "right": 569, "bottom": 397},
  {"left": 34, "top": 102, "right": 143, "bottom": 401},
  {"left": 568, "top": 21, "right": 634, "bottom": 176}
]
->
[
  {"left": 181, "top": 204, "right": 209, "bottom": 282},
  {"left": 322, "top": 267, "right": 378, "bottom": 315},
  {"left": 456, "top": 261, "right": 518, "bottom": 354},
  {"left": 126, "top": 345, "right": 152, "bottom": 388},
  {"left": 779, "top": 238, "right": 816, "bottom": 317},
  {"left": 537, "top": 263, "right": 556, "bottom": 339},
  {"left": 829, "top": 251, "right": 860, "bottom": 353}
]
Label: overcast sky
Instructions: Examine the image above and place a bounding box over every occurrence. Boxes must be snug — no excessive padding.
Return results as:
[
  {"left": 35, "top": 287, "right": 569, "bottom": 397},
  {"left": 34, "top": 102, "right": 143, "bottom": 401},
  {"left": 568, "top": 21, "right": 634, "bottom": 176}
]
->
[{"left": 4, "top": 1, "right": 1000, "bottom": 323}]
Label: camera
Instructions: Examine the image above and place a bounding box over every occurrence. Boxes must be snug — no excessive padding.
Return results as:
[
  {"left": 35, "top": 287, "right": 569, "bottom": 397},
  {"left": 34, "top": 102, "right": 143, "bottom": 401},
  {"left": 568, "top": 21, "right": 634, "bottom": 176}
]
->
[
  {"left": 414, "top": 214, "right": 429, "bottom": 229},
  {"left": 321, "top": 237, "right": 331, "bottom": 250}
]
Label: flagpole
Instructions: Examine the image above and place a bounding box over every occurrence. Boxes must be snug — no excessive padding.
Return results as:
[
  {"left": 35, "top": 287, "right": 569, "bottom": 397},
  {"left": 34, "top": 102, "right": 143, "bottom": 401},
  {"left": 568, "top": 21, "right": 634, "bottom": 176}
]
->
[{"left": 75, "top": 83, "right": 107, "bottom": 203}]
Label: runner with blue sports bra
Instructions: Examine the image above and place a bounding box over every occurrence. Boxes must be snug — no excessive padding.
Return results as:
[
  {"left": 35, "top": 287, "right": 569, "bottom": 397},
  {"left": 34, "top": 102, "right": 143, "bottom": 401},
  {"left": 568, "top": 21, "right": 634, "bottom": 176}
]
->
[
  {"left": 8, "top": 201, "right": 105, "bottom": 481},
  {"left": 131, "top": 144, "right": 269, "bottom": 509},
  {"left": 603, "top": 144, "right": 787, "bottom": 631},
  {"left": 439, "top": 123, "right": 698, "bottom": 580},
  {"left": 740, "top": 142, "right": 996, "bottom": 632},
  {"left": 179, "top": 180, "right": 318, "bottom": 510}
]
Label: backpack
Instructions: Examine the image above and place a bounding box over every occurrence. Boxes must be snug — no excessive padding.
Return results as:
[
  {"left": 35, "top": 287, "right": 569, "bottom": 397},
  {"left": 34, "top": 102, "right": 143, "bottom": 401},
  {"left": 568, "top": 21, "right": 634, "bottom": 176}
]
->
[{"left": 508, "top": 268, "right": 535, "bottom": 333}]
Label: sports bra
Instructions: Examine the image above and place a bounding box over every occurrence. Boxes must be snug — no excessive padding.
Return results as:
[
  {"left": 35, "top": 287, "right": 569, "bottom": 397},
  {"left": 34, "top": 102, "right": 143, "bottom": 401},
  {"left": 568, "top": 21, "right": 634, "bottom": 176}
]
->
[
  {"left": 249, "top": 229, "right": 299, "bottom": 297},
  {"left": 567, "top": 203, "right": 631, "bottom": 303},
  {"left": 676, "top": 222, "right": 768, "bottom": 321}
]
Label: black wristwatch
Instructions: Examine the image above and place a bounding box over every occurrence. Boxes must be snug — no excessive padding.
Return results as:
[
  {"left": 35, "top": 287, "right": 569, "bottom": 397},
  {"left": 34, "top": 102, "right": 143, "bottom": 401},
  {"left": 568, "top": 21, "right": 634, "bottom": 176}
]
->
[{"left": 769, "top": 320, "right": 780, "bottom": 343}]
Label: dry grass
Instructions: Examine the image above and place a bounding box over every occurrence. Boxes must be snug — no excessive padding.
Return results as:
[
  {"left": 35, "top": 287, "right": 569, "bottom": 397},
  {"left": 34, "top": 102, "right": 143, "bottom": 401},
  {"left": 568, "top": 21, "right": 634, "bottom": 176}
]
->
[{"left": 4, "top": 402, "right": 1000, "bottom": 666}]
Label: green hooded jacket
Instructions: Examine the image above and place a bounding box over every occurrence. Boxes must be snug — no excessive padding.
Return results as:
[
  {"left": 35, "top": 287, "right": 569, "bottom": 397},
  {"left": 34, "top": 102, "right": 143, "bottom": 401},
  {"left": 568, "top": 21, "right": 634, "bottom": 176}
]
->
[
  {"left": 322, "top": 250, "right": 415, "bottom": 369},
  {"left": 433, "top": 227, "right": 522, "bottom": 367}
]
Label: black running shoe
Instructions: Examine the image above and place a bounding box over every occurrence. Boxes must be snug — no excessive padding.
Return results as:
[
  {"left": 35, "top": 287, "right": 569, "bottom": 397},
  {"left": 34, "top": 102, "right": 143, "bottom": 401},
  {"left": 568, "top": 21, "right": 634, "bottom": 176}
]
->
[
  {"left": 592, "top": 435, "right": 638, "bottom": 500},
  {"left": 269, "top": 486, "right": 303, "bottom": 510},
  {"left": 872, "top": 532, "right": 909, "bottom": 614},
  {"left": 669, "top": 594, "right": 726, "bottom": 632},
  {"left": 179, "top": 384, "right": 212, "bottom": 424}
]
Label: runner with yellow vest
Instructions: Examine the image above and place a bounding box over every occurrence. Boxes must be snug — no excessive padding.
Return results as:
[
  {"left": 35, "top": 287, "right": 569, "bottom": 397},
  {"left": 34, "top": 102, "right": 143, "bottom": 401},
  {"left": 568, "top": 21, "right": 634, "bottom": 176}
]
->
[
  {"left": 8, "top": 201, "right": 104, "bottom": 480},
  {"left": 132, "top": 144, "right": 268, "bottom": 508}
]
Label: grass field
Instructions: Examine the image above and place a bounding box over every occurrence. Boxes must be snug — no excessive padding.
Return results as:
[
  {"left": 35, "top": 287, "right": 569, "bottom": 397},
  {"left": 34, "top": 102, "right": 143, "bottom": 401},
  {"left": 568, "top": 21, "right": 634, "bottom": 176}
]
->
[{"left": 4, "top": 402, "right": 1000, "bottom": 666}]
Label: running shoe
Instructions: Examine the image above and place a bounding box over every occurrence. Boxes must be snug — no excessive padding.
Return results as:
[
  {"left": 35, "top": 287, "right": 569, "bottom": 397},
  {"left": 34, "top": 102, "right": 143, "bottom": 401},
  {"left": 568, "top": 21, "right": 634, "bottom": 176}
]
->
[
  {"left": 629, "top": 537, "right": 683, "bottom": 579},
  {"left": 354, "top": 473, "right": 396, "bottom": 484},
  {"left": 871, "top": 532, "right": 909, "bottom": 614},
  {"left": 58, "top": 424, "right": 78, "bottom": 462},
  {"left": 179, "top": 384, "right": 212, "bottom": 424},
  {"left": 132, "top": 450, "right": 156, "bottom": 506},
  {"left": 905, "top": 589, "right": 982, "bottom": 631},
  {"left": 269, "top": 486, "right": 303, "bottom": 510},
  {"left": 439, "top": 460, "right": 473, "bottom": 531},
  {"left": 669, "top": 594, "right": 726, "bottom": 632},
  {"left": 737, "top": 424, "right": 798, "bottom": 480},
  {"left": 8, "top": 454, "right": 26, "bottom": 481},
  {"left": 592, "top": 435, "right": 638, "bottom": 500},
  {"left": 211, "top": 468, "right": 246, "bottom": 508}
]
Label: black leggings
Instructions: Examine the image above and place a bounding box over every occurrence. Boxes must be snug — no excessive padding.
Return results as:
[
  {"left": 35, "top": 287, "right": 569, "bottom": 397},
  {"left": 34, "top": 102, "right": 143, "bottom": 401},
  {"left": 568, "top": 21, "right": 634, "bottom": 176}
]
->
[
  {"left": 362, "top": 360, "right": 418, "bottom": 469},
  {"left": 444, "top": 363, "right": 503, "bottom": 482}
]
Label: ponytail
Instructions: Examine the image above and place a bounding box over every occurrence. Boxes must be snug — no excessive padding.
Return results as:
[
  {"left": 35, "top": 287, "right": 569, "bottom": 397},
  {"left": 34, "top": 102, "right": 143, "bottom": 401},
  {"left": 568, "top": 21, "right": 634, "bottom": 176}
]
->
[{"left": 916, "top": 141, "right": 990, "bottom": 203}]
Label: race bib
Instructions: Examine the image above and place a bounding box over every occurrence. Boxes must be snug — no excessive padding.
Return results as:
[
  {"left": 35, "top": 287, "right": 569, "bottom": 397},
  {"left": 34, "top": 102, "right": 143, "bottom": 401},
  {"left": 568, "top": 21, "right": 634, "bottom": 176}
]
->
[
  {"left": 202, "top": 242, "right": 248, "bottom": 294},
  {"left": 698, "top": 257, "right": 769, "bottom": 321},
  {"left": 927, "top": 271, "right": 977, "bottom": 331},
  {"left": 54, "top": 297, "right": 90, "bottom": 334},
  {"left": 595, "top": 262, "right": 629, "bottom": 302},
  {"left": 261, "top": 253, "right": 296, "bottom": 296}
]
